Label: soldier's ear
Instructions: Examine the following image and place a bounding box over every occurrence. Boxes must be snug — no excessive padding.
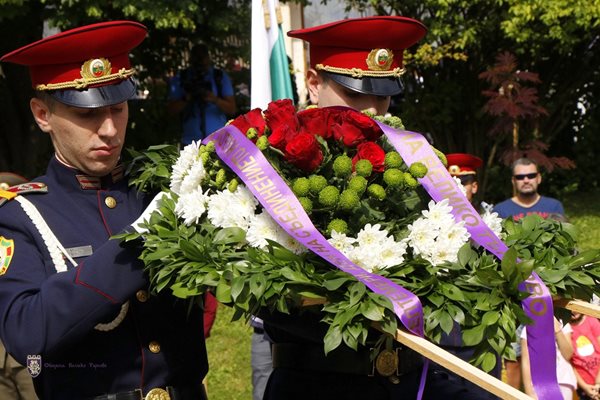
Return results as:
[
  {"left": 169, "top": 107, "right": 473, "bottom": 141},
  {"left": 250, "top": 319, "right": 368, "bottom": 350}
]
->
[
  {"left": 306, "top": 68, "right": 321, "bottom": 105},
  {"left": 30, "top": 98, "right": 52, "bottom": 133}
]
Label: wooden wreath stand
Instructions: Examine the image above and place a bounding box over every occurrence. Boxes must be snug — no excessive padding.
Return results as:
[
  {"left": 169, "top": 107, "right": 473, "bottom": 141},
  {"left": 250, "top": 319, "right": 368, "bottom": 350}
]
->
[{"left": 302, "top": 297, "right": 600, "bottom": 400}]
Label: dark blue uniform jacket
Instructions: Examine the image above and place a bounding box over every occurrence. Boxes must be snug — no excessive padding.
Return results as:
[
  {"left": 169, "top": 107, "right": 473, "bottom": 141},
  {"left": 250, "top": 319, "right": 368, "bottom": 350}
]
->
[{"left": 0, "top": 157, "right": 207, "bottom": 399}]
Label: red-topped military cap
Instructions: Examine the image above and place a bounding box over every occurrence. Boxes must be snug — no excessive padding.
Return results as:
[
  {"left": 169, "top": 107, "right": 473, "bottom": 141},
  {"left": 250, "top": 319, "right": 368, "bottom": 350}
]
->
[
  {"left": 446, "top": 153, "right": 483, "bottom": 176},
  {"left": 0, "top": 20, "right": 147, "bottom": 108},
  {"left": 288, "top": 16, "right": 426, "bottom": 96}
]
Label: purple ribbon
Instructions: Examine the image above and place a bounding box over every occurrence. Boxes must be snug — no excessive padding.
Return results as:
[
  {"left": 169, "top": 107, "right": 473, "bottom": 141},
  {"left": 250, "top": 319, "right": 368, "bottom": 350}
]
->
[
  {"left": 381, "top": 124, "right": 561, "bottom": 399},
  {"left": 207, "top": 124, "right": 430, "bottom": 398}
]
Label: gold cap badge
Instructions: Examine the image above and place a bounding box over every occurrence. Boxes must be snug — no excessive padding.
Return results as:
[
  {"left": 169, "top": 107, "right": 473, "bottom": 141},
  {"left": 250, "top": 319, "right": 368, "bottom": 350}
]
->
[{"left": 366, "top": 48, "right": 394, "bottom": 71}]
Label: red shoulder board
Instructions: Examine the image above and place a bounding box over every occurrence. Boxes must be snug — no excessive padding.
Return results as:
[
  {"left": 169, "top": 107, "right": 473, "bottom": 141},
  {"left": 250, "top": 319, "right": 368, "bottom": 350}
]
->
[{"left": 0, "top": 182, "right": 48, "bottom": 207}]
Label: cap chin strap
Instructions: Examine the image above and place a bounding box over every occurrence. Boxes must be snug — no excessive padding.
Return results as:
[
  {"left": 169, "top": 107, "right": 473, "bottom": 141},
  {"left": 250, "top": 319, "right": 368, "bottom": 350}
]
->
[
  {"left": 14, "top": 195, "right": 129, "bottom": 332},
  {"left": 316, "top": 64, "right": 405, "bottom": 78},
  {"left": 36, "top": 67, "right": 134, "bottom": 91}
]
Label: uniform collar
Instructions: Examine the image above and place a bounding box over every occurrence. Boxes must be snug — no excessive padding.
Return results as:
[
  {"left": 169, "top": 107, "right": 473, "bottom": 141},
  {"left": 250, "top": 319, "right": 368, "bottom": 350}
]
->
[{"left": 48, "top": 156, "right": 125, "bottom": 190}]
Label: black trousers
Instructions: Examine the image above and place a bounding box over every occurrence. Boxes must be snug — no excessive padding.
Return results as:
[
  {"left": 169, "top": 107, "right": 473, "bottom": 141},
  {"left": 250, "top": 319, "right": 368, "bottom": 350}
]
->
[{"left": 263, "top": 366, "right": 498, "bottom": 400}]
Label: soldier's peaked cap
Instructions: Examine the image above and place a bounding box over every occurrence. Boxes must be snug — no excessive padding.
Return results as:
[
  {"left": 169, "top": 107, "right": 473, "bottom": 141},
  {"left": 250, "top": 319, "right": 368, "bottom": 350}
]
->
[
  {"left": 446, "top": 153, "right": 483, "bottom": 176},
  {"left": 288, "top": 16, "right": 427, "bottom": 96},
  {"left": 0, "top": 21, "right": 147, "bottom": 108}
]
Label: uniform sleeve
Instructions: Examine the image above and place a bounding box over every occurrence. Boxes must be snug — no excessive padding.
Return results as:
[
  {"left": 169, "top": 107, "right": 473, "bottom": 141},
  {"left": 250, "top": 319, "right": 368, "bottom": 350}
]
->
[
  {"left": 222, "top": 71, "right": 235, "bottom": 97},
  {"left": 0, "top": 204, "right": 146, "bottom": 364},
  {"left": 168, "top": 73, "right": 184, "bottom": 101}
]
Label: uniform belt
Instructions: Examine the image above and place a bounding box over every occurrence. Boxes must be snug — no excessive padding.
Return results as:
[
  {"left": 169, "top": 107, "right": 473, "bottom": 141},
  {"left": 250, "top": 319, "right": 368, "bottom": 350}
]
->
[
  {"left": 89, "top": 385, "right": 207, "bottom": 400},
  {"left": 271, "top": 342, "right": 422, "bottom": 377}
]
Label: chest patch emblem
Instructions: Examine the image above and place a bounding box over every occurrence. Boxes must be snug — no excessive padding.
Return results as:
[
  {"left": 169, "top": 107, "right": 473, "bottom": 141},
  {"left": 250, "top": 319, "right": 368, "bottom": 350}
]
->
[{"left": 0, "top": 237, "right": 14, "bottom": 276}]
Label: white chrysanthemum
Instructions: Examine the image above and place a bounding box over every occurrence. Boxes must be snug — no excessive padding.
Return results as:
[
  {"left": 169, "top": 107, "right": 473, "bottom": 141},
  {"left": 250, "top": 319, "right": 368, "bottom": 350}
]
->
[
  {"left": 421, "top": 199, "right": 455, "bottom": 227},
  {"left": 482, "top": 210, "right": 505, "bottom": 239},
  {"left": 347, "top": 245, "right": 382, "bottom": 273},
  {"left": 246, "top": 212, "right": 280, "bottom": 249},
  {"left": 378, "top": 237, "right": 407, "bottom": 269},
  {"left": 175, "top": 188, "right": 208, "bottom": 226},
  {"left": 273, "top": 227, "right": 307, "bottom": 255},
  {"left": 355, "top": 224, "right": 389, "bottom": 247},
  {"left": 453, "top": 176, "right": 467, "bottom": 196},
  {"left": 328, "top": 230, "right": 356, "bottom": 254},
  {"left": 205, "top": 186, "right": 257, "bottom": 230},
  {"left": 170, "top": 141, "right": 200, "bottom": 194},
  {"left": 407, "top": 199, "right": 470, "bottom": 266},
  {"left": 407, "top": 218, "right": 437, "bottom": 253},
  {"left": 180, "top": 158, "right": 207, "bottom": 194}
]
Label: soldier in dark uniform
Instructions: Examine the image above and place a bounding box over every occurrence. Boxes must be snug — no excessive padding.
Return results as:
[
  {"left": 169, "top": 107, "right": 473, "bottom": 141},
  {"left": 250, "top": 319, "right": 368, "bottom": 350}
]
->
[
  {"left": 0, "top": 174, "right": 38, "bottom": 400},
  {"left": 261, "top": 17, "right": 496, "bottom": 400},
  {"left": 0, "top": 21, "right": 207, "bottom": 400}
]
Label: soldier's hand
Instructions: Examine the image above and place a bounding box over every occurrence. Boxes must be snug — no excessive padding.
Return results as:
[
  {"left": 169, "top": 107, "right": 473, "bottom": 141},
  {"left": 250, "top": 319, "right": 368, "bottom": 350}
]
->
[{"left": 131, "top": 191, "right": 168, "bottom": 234}]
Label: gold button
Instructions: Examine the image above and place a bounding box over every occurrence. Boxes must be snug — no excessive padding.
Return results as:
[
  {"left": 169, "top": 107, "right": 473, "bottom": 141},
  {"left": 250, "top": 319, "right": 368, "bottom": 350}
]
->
[
  {"left": 136, "top": 290, "right": 148, "bottom": 303},
  {"left": 104, "top": 196, "right": 117, "bottom": 209},
  {"left": 148, "top": 341, "right": 161, "bottom": 353}
]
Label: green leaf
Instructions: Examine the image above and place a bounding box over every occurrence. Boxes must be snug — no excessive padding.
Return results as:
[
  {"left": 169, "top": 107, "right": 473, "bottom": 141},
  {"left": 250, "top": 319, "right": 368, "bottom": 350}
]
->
[
  {"left": 249, "top": 273, "right": 267, "bottom": 298},
  {"left": 501, "top": 248, "right": 518, "bottom": 281},
  {"left": 462, "top": 324, "right": 485, "bottom": 346},
  {"left": 213, "top": 227, "right": 246, "bottom": 244},
  {"left": 481, "top": 351, "right": 498, "bottom": 373},
  {"left": 215, "top": 280, "right": 232, "bottom": 303},
  {"left": 171, "top": 282, "right": 201, "bottom": 298},
  {"left": 361, "top": 301, "right": 384, "bottom": 321},
  {"left": 482, "top": 311, "right": 500, "bottom": 326},
  {"left": 324, "top": 325, "right": 343, "bottom": 354},
  {"left": 440, "top": 283, "right": 466, "bottom": 301}
]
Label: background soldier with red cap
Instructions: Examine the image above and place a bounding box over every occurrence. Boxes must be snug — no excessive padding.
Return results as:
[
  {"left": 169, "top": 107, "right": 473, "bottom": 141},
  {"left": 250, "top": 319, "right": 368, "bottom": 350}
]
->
[
  {"left": 0, "top": 22, "right": 207, "bottom": 399},
  {"left": 446, "top": 153, "right": 483, "bottom": 204},
  {"left": 257, "top": 16, "right": 493, "bottom": 400}
]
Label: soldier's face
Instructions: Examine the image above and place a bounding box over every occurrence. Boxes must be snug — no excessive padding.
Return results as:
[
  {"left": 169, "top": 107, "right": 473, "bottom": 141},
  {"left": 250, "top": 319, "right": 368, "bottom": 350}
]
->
[
  {"left": 307, "top": 70, "right": 391, "bottom": 115},
  {"left": 32, "top": 98, "right": 128, "bottom": 176}
]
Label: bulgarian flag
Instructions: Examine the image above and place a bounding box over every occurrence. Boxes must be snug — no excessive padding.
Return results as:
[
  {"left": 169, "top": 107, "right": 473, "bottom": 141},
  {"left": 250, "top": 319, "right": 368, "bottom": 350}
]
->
[{"left": 251, "top": 0, "right": 294, "bottom": 109}]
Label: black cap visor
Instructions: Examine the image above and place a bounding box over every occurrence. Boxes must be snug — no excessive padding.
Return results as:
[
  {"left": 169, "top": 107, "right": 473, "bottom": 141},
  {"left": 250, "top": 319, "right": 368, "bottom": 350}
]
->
[
  {"left": 324, "top": 71, "right": 403, "bottom": 97},
  {"left": 49, "top": 78, "right": 136, "bottom": 108}
]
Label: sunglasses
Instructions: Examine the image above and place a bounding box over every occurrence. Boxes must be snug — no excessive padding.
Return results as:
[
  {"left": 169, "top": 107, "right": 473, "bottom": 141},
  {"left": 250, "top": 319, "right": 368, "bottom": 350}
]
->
[{"left": 513, "top": 173, "right": 538, "bottom": 181}]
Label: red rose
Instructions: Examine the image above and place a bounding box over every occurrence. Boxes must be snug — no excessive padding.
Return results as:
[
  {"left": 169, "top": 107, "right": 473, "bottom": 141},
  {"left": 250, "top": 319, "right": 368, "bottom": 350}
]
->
[
  {"left": 268, "top": 124, "right": 297, "bottom": 151},
  {"left": 332, "top": 118, "right": 367, "bottom": 147},
  {"left": 284, "top": 133, "right": 323, "bottom": 172},
  {"left": 352, "top": 142, "right": 385, "bottom": 173},
  {"left": 346, "top": 111, "right": 382, "bottom": 141},
  {"left": 230, "top": 108, "right": 266, "bottom": 137},
  {"left": 298, "top": 108, "right": 332, "bottom": 139},
  {"left": 265, "top": 99, "right": 299, "bottom": 133}
]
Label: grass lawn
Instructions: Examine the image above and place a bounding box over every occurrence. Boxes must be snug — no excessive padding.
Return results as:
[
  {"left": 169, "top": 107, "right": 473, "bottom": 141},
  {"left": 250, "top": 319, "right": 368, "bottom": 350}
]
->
[
  {"left": 204, "top": 305, "right": 252, "bottom": 400},
  {"left": 203, "top": 190, "right": 600, "bottom": 400},
  {"left": 564, "top": 190, "right": 600, "bottom": 250}
]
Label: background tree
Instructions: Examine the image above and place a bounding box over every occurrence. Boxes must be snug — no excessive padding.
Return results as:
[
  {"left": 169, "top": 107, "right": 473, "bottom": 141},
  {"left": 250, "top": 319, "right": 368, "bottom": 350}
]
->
[
  {"left": 343, "top": 0, "right": 600, "bottom": 202},
  {"left": 0, "top": 0, "right": 251, "bottom": 178}
]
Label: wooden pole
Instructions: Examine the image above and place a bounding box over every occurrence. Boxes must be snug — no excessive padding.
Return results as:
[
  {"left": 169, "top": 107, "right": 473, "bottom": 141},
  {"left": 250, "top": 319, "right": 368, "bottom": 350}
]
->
[{"left": 392, "top": 328, "right": 533, "bottom": 400}]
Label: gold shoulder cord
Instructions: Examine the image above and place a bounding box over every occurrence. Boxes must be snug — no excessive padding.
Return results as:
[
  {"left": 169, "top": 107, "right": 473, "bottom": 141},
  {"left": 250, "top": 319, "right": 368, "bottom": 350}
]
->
[{"left": 36, "top": 68, "right": 135, "bottom": 91}]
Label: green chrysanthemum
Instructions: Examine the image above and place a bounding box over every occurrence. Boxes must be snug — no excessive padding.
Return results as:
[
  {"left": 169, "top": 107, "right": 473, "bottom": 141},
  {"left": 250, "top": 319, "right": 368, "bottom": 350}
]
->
[
  {"left": 409, "top": 162, "right": 428, "bottom": 179},
  {"left": 338, "top": 189, "right": 360, "bottom": 210},
  {"left": 309, "top": 175, "right": 328, "bottom": 194},
  {"left": 292, "top": 177, "right": 310, "bottom": 197},
  {"left": 327, "top": 218, "right": 348, "bottom": 235},
  {"left": 215, "top": 168, "right": 227, "bottom": 188},
  {"left": 298, "top": 197, "right": 313, "bottom": 214},
  {"left": 367, "top": 183, "right": 386, "bottom": 200},
  {"left": 256, "top": 136, "right": 269, "bottom": 150},
  {"left": 384, "top": 151, "right": 403, "bottom": 169},
  {"left": 355, "top": 159, "right": 373, "bottom": 177},
  {"left": 383, "top": 169, "right": 404, "bottom": 187},
  {"left": 246, "top": 127, "right": 258, "bottom": 140},
  {"left": 403, "top": 172, "right": 419, "bottom": 188},
  {"left": 332, "top": 155, "right": 353, "bottom": 178},
  {"left": 318, "top": 185, "right": 340, "bottom": 207},
  {"left": 228, "top": 179, "right": 239, "bottom": 192},
  {"left": 348, "top": 176, "right": 368, "bottom": 195}
]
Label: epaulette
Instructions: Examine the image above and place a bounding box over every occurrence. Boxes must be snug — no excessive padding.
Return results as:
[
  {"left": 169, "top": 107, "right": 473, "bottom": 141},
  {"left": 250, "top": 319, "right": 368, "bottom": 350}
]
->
[{"left": 0, "top": 182, "right": 48, "bottom": 207}]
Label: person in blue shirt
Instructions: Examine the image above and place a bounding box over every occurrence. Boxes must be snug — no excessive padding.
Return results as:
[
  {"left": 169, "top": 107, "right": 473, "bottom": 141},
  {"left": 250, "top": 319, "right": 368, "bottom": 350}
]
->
[
  {"left": 168, "top": 44, "right": 236, "bottom": 145},
  {"left": 493, "top": 157, "right": 565, "bottom": 221},
  {"left": 0, "top": 21, "right": 208, "bottom": 399}
]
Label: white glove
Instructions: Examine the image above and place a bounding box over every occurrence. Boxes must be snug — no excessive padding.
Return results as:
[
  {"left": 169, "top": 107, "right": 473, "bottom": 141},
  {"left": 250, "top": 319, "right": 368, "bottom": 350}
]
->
[{"left": 131, "top": 191, "right": 168, "bottom": 234}]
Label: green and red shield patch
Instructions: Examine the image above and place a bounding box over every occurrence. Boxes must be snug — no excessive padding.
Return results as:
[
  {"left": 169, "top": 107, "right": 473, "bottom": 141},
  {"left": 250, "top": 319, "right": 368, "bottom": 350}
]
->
[{"left": 0, "top": 236, "right": 14, "bottom": 275}]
